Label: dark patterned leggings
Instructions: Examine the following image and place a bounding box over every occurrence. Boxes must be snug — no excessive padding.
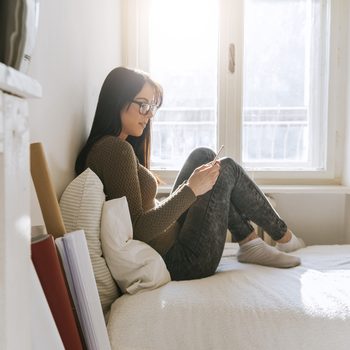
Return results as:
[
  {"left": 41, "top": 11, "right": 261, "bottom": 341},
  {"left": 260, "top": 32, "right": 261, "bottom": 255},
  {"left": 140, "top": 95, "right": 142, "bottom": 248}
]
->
[{"left": 163, "top": 148, "right": 288, "bottom": 280}]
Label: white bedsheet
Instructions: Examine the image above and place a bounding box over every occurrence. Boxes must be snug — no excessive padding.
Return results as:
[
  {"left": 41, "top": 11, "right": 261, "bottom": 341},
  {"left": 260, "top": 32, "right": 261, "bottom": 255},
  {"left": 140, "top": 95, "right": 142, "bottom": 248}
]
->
[{"left": 107, "top": 244, "right": 350, "bottom": 350}]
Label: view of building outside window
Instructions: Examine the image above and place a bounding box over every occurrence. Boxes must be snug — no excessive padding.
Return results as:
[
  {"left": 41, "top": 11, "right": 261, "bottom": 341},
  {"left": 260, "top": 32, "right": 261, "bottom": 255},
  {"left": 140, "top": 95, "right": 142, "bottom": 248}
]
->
[{"left": 149, "top": 0, "right": 218, "bottom": 170}]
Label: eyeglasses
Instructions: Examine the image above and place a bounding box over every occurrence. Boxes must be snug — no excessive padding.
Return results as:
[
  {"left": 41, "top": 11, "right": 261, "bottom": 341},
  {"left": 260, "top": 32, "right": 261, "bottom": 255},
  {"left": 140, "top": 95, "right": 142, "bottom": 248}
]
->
[{"left": 131, "top": 100, "right": 158, "bottom": 116}]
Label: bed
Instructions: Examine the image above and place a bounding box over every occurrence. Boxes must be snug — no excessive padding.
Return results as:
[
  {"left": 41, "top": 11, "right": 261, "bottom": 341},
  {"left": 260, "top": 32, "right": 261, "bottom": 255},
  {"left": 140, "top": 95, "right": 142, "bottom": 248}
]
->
[
  {"left": 107, "top": 243, "right": 350, "bottom": 350},
  {"left": 30, "top": 142, "right": 350, "bottom": 350}
]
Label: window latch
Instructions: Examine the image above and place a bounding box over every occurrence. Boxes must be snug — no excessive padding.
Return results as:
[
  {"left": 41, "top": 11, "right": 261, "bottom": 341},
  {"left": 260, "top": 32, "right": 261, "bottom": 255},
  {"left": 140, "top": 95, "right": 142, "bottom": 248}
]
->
[{"left": 229, "top": 43, "right": 235, "bottom": 74}]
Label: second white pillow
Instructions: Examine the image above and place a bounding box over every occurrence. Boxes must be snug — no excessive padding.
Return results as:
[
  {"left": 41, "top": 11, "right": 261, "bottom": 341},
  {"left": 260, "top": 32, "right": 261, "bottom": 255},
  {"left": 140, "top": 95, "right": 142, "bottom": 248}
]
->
[{"left": 101, "top": 196, "right": 171, "bottom": 294}]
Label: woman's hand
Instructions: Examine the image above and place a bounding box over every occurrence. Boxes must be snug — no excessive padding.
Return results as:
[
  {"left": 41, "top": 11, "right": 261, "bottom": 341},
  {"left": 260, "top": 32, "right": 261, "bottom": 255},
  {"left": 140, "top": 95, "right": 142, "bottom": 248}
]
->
[{"left": 187, "top": 161, "right": 221, "bottom": 196}]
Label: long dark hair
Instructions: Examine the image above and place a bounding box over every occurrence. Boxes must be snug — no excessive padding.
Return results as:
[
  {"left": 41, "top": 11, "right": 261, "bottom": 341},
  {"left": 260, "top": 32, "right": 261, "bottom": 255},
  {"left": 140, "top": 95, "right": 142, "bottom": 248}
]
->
[{"left": 75, "top": 67, "right": 163, "bottom": 175}]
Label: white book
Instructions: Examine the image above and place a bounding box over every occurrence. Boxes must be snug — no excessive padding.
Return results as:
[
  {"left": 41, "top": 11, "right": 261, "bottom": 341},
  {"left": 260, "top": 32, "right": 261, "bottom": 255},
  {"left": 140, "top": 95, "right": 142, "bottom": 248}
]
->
[{"left": 56, "top": 230, "right": 111, "bottom": 350}]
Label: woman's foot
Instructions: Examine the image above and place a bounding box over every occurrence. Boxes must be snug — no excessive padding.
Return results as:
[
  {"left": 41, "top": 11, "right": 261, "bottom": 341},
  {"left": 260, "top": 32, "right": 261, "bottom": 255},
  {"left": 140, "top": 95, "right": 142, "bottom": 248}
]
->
[
  {"left": 275, "top": 230, "right": 305, "bottom": 253},
  {"left": 237, "top": 237, "right": 301, "bottom": 268}
]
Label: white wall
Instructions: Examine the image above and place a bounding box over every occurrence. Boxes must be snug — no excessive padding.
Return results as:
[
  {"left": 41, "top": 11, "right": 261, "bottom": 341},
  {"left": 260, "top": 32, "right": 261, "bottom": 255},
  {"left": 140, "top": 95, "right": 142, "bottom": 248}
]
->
[
  {"left": 345, "top": 197, "right": 350, "bottom": 243},
  {"left": 272, "top": 193, "right": 347, "bottom": 245},
  {"left": 343, "top": 2, "right": 350, "bottom": 242},
  {"left": 28, "top": 0, "right": 122, "bottom": 225}
]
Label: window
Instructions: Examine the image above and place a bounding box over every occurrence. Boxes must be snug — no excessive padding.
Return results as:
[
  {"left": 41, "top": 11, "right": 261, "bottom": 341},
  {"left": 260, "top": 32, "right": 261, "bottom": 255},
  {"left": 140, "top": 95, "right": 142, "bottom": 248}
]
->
[
  {"left": 148, "top": 0, "right": 218, "bottom": 170},
  {"left": 122, "top": 0, "right": 344, "bottom": 183},
  {"left": 242, "top": 0, "right": 330, "bottom": 171}
]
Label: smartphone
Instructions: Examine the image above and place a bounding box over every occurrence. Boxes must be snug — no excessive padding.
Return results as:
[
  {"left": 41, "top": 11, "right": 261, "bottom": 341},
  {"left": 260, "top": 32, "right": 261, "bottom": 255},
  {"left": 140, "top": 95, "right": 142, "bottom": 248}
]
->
[{"left": 211, "top": 145, "right": 224, "bottom": 165}]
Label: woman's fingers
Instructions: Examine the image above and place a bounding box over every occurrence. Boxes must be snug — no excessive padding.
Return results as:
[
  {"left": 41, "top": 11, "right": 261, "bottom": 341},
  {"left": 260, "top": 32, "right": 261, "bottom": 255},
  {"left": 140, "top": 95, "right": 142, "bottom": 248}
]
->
[
  {"left": 194, "top": 164, "right": 209, "bottom": 172},
  {"left": 203, "top": 163, "right": 220, "bottom": 186},
  {"left": 188, "top": 161, "right": 221, "bottom": 196}
]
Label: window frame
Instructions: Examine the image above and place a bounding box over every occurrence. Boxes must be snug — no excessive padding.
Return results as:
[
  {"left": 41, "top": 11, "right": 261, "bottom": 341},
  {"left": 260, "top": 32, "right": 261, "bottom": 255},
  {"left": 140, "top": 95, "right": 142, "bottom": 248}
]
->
[{"left": 122, "top": 0, "right": 348, "bottom": 186}]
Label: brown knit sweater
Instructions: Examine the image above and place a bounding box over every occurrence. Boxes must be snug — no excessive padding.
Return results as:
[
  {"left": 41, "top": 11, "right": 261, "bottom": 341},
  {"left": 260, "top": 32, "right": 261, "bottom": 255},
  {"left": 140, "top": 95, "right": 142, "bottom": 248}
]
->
[{"left": 86, "top": 135, "right": 197, "bottom": 255}]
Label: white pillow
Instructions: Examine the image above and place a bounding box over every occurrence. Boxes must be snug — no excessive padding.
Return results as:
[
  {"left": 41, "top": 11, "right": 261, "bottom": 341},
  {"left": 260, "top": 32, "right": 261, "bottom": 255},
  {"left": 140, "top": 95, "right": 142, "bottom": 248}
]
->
[
  {"left": 59, "top": 168, "right": 120, "bottom": 314},
  {"left": 101, "top": 196, "right": 171, "bottom": 294}
]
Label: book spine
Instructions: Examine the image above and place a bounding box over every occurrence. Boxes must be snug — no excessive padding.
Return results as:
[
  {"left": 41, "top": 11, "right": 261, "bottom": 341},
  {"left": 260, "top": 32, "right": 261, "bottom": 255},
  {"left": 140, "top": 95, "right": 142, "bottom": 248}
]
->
[{"left": 31, "top": 234, "right": 83, "bottom": 350}]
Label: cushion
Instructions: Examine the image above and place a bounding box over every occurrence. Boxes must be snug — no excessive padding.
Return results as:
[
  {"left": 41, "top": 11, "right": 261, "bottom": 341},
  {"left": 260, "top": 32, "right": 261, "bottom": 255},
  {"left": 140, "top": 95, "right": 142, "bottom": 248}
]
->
[
  {"left": 101, "top": 196, "right": 171, "bottom": 294},
  {"left": 59, "top": 168, "right": 120, "bottom": 314}
]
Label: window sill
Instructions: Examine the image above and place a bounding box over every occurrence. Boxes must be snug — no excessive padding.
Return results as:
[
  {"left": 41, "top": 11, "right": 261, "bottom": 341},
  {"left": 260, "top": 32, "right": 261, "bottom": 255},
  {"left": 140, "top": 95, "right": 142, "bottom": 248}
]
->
[
  {"left": 157, "top": 184, "right": 350, "bottom": 195},
  {"left": 257, "top": 185, "right": 350, "bottom": 194}
]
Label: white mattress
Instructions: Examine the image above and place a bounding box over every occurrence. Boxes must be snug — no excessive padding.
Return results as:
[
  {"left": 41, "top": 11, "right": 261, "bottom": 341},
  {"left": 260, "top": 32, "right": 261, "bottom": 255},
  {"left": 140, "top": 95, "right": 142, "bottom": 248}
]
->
[{"left": 107, "top": 244, "right": 350, "bottom": 350}]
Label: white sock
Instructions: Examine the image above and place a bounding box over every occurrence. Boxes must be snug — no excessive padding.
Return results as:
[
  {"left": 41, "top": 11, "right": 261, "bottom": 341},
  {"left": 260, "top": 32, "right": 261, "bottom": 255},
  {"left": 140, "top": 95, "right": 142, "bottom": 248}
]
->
[
  {"left": 276, "top": 232, "right": 305, "bottom": 253},
  {"left": 237, "top": 238, "right": 301, "bottom": 268}
]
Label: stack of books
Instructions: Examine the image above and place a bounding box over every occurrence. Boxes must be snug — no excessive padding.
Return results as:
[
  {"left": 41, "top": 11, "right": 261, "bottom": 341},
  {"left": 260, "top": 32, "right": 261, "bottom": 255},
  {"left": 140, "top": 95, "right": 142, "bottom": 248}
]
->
[
  {"left": 31, "top": 226, "right": 111, "bottom": 350},
  {"left": 31, "top": 228, "right": 84, "bottom": 349}
]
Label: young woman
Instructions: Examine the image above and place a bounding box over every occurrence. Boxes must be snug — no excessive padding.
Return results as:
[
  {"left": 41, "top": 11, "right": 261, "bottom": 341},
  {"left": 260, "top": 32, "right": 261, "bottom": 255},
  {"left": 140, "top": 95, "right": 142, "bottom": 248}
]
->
[{"left": 75, "top": 67, "right": 305, "bottom": 281}]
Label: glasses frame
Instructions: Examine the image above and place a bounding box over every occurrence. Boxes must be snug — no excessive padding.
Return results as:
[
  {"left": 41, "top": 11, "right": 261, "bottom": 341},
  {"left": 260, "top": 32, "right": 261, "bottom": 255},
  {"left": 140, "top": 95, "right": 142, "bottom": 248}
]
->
[{"left": 131, "top": 100, "right": 158, "bottom": 116}]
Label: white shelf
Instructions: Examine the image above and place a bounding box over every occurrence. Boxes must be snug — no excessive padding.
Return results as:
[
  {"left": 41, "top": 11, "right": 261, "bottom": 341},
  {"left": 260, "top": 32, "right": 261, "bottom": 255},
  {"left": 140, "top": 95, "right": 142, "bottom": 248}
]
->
[{"left": 0, "top": 62, "right": 41, "bottom": 98}]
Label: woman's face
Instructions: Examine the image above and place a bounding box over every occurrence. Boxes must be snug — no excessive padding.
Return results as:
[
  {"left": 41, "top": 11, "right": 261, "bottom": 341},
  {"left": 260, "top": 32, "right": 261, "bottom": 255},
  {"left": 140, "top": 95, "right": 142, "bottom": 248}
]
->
[{"left": 119, "top": 82, "right": 157, "bottom": 140}]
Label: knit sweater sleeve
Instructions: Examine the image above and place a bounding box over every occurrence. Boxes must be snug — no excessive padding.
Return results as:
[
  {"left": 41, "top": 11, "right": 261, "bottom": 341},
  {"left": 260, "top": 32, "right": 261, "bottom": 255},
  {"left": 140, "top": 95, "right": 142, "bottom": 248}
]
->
[
  {"left": 133, "top": 182, "right": 195, "bottom": 243},
  {"left": 87, "top": 137, "right": 196, "bottom": 243}
]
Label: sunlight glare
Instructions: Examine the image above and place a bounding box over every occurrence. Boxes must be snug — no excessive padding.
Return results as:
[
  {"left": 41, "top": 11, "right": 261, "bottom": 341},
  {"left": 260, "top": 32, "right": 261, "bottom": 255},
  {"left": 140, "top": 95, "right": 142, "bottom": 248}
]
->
[
  {"left": 300, "top": 270, "right": 350, "bottom": 319},
  {"left": 149, "top": 0, "right": 218, "bottom": 71}
]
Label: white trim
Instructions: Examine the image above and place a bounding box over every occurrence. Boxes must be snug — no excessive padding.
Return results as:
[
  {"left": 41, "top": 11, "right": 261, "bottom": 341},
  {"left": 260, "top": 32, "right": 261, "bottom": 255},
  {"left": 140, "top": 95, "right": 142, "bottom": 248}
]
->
[
  {"left": 258, "top": 185, "right": 350, "bottom": 194},
  {"left": 328, "top": 0, "right": 349, "bottom": 181},
  {"left": 217, "top": 0, "right": 244, "bottom": 162}
]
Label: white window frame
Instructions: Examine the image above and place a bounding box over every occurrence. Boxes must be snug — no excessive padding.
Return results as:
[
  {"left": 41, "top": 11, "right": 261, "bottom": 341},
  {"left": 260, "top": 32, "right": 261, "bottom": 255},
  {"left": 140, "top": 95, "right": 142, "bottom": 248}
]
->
[{"left": 121, "top": 0, "right": 348, "bottom": 186}]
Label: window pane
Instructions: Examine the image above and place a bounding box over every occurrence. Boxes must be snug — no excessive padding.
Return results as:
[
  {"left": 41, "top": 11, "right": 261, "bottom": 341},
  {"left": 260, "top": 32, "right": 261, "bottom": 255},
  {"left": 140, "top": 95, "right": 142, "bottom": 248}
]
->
[
  {"left": 242, "top": 0, "right": 329, "bottom": 170},
  {"left": 149, "top": 0, "right": 218, "bottom": 170}
]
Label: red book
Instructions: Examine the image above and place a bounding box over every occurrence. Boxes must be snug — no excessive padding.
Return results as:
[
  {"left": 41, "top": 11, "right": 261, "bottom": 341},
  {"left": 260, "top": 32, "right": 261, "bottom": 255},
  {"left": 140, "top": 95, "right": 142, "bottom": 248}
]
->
[{"left": 31, "top": 234, "right": 83, "bottom": 350}]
